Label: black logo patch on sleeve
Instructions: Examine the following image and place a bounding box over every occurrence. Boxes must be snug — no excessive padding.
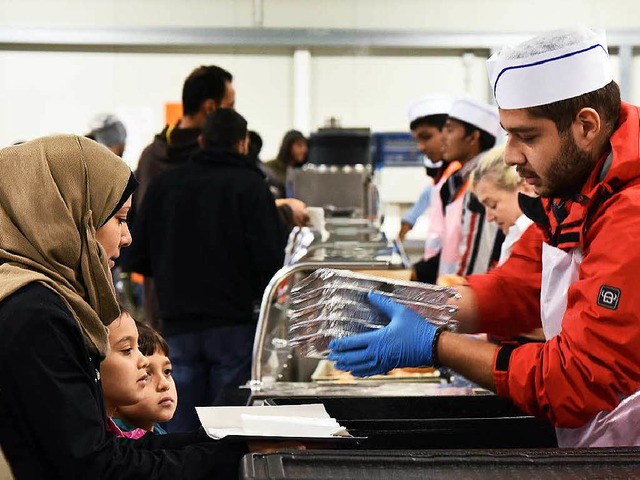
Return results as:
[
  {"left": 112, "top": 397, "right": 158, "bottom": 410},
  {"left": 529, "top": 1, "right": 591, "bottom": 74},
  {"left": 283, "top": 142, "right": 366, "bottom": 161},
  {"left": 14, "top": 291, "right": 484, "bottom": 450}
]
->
[{"left": 597, "top": 285, "right": 621, "bottom": 310}]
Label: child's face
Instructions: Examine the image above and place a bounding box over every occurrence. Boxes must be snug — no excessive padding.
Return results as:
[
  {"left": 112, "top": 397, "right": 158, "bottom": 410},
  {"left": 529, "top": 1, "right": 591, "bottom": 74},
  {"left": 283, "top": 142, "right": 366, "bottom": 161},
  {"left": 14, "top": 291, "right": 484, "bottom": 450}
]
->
[
  {"left": 118, "top": 349, "right": 178, "bottom": 431},
  {"left": 100, "top": 312, "right": 149, "bottom": 413}
]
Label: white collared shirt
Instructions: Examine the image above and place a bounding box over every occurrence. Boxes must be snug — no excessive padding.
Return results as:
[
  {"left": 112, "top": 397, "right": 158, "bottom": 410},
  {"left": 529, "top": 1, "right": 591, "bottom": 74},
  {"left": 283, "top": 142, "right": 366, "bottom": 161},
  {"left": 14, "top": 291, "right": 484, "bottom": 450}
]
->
[{"left": 498, "top": 214, "right": 534, "bottom": 265}]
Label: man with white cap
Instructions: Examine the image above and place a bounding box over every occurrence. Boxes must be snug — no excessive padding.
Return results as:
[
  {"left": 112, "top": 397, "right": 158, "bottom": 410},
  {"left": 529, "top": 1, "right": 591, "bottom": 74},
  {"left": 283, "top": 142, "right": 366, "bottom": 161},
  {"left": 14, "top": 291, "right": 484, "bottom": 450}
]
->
[
  {"left": 418, "top": 96, "right": 499, "bottom": 282},
  {"left": 329, "top": 26, "right": 640, "bottom": 448},
  {"left": 398, "top": 95, "right": 451, "bottom": 242},
  {"left": 87, "top": 114, "right": 127, "bottom": 157}
]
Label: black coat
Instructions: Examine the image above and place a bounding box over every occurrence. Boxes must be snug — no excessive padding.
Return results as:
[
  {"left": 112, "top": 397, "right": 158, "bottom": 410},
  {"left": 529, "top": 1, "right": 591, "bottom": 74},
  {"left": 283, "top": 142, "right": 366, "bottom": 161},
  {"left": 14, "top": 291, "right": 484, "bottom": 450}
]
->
[
  {"left": 0, "top": 283, "right": 246, "bottom": 479},
  {"left": 127, "top": 148, "right": 286, "bottom": 336}
]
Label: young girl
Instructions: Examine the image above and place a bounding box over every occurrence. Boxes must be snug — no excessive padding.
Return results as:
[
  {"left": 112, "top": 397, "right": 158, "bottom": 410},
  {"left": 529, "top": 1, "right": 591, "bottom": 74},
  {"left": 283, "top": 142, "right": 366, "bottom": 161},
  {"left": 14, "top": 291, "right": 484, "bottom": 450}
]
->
[
  {"left": 101, "top": 311, "right": 151, "bottom": 439},
  {"left": 113, "top": 320, "right": 177, "bottom": 435},
  {"left": 0, "top": 135, "right": 246, "bottom": 479}
]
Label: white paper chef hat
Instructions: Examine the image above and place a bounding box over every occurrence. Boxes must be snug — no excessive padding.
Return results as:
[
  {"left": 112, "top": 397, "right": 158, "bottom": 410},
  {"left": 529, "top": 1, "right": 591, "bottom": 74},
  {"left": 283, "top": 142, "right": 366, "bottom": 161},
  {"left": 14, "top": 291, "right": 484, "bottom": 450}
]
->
[
  {"left": 487, "top": 27, "right": 612, "bottom": 109},
  {"left": 407, "top": 94, "right": 452, "bottom": 124},
  {"left": 448, "top": 97, "right": 500, "bottom": 138}
]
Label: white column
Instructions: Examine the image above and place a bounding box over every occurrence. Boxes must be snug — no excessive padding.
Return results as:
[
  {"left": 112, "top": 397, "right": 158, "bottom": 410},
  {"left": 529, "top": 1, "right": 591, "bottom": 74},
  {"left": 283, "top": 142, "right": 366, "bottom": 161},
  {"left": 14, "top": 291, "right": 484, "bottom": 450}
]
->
[
  {"left": 252, "top": 0, "right": 264, "bottom": 27},
  {"left": 618, "top": 44, "right": 632, "bottom": 102},
  {"left": 293, "top": 49, "right": 311, "bottom": 135}
]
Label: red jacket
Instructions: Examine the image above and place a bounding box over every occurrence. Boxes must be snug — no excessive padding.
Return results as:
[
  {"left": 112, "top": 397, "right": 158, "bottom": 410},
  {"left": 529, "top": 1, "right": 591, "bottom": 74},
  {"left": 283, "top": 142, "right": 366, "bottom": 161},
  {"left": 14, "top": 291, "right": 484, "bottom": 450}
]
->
[{"left": 468, "top": 102, "right": 640, "bottom": 428}]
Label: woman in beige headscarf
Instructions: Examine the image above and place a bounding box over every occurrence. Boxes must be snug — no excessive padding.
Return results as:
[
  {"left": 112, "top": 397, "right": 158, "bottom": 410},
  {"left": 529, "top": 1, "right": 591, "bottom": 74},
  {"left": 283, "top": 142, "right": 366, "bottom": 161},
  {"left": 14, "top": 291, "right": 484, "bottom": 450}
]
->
[{"left": 0, "top": 135, "right": 245, "bottom": 479}]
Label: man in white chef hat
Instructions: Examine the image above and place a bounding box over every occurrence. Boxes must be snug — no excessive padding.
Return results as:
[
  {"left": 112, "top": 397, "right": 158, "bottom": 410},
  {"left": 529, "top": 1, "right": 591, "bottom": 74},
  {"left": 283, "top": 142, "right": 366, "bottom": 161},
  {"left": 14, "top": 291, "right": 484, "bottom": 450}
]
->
[
  {"left": 329, "top": 26, "right": 640, "bottom": 448},
  {"left": 417, "top": 96, "right": 499, "bottom": 282},
  {"left": 398, "top": 94, "right": 451, "bottom": 242}
]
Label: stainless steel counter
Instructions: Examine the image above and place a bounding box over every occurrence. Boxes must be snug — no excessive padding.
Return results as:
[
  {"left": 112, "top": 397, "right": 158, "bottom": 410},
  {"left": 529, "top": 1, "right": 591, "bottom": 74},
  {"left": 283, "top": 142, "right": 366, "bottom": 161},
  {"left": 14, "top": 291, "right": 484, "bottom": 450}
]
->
[{"left": 248, "top": 381, "right": 490, "bottom": 404}]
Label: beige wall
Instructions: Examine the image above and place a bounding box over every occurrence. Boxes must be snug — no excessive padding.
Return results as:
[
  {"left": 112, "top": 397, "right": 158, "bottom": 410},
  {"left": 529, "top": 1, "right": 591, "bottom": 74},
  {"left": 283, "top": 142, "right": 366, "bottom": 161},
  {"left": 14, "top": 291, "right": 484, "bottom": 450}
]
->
[
  {"left": 0, "top": 1, "right": 638, "bottom": 166},
  {"left": 2, "top": 0, "right": 640, "bottom": 30},
  {"left": 0, "top": 51, "right": 293, "bottom": 168}
]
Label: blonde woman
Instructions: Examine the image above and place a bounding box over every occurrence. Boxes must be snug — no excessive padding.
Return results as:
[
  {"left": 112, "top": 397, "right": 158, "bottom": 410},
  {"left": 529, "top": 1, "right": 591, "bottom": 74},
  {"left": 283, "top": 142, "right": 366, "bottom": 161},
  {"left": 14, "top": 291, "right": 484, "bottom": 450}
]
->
[
  {"left": 437, "top": 145, "right": 535, "bottom": 288},
  {"left": 470, "top": 145, "right": 536, "bottom": 265}
]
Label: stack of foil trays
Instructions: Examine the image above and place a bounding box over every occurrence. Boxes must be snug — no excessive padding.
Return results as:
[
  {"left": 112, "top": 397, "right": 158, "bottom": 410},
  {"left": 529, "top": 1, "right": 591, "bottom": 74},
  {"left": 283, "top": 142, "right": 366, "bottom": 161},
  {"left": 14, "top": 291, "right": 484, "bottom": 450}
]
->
[{"left": 288, "top": 269, "right": 460, "bottom": 358}]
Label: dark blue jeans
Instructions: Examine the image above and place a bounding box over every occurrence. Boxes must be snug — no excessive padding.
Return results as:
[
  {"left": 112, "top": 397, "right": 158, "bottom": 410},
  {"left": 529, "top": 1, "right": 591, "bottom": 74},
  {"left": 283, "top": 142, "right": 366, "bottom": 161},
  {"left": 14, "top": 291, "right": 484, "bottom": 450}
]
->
[{"left": 165, "top": 323, "right": 255, "bottom": 433}]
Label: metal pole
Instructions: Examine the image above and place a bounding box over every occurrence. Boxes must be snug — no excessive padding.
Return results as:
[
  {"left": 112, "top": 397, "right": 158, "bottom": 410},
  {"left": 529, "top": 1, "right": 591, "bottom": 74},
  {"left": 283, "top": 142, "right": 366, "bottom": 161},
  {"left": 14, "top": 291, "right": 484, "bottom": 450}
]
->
[{"left": 252, "top": 0, "right": 264, "bottom": 28}]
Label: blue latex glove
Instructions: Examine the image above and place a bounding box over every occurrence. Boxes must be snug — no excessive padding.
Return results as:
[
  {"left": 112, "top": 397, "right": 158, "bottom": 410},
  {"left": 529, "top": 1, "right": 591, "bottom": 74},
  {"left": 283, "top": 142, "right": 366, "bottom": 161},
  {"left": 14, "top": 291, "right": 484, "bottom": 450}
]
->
[{"left": 328, "top": 291, "right": 438, "bottom": 377}]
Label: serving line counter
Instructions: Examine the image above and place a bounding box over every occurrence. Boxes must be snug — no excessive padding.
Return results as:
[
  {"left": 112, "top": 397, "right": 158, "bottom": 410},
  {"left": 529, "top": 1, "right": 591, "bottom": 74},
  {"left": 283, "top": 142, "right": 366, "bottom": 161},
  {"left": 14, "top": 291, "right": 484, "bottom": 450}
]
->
[
  {"left": 241, "top": 448, "right": 640, "bottom": 479},
  {"left": 238, "top": 217, "right": 558, "bottom": 455}
]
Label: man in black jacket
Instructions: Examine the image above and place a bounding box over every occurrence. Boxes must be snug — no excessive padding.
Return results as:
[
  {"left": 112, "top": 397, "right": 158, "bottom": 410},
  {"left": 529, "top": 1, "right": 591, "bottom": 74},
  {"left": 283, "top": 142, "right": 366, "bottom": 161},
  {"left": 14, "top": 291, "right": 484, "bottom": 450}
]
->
[
  {"left": 122, "top": 65, "right": 306, "bottom": 329},
  {"left": 127, "top": 109, "right": 286, "bottom": 432}
]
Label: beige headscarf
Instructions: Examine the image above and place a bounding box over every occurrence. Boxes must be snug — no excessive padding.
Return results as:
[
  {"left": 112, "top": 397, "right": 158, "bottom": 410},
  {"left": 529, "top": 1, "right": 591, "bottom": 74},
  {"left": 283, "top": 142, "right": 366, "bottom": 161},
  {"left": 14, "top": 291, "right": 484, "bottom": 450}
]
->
[{"left": 0, "top": 135, "right": 133, "bottom": 358}]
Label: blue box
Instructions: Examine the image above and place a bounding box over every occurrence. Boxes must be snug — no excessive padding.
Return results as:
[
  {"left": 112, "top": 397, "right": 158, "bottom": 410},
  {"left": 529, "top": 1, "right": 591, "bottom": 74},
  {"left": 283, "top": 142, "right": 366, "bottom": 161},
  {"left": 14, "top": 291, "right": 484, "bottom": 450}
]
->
[{"left": 371, "top": 132, "right": 422, "bottom": 170}]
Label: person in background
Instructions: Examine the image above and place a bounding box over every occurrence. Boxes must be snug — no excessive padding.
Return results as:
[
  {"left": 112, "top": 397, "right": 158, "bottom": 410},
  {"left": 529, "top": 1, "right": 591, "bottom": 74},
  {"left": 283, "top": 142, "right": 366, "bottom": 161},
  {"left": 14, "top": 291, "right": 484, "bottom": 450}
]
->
[
  {"left": 450, "top": 145, "right": 544, "bottom": 343},
  {"left": 444, "top": 98, "right": 502, "bottom": 280},
  {"left": 249, "top": 130, "right": 310, "bottom": 230},
  {"left": 121, "top": 65, "right": 235, "bottom": 330},
  {"left": 264, "top": 129, "right": 308, "bottom": 189},
  {"left": 86, "top": 114, "right": 127, "bottom": 157},
  {"left": 330, "top": 26, "right": 640, "bottom": 448},
  {"left": 399, "top": 94, "right": 451, "bottom": 241},
  {"left": 470, "top": 145, "right": 535, "bottom": 265},
  {"left": 123, "top": 67, "right": 307, "bottom": 328},
  {"left": 437, "top": 144, "right": 532, "bottom": 287},
  {"left": 416, "top": 97, "right": 499, "bottom": 283},
  {"left": 127, "top": 109, "right": 286, "bottom": 432},
  {"left": 0, "top": 135, "right": 247, "bottom": 479},
  {"left": 114, "top": 320, "right": 177, "bottom": 435},
  {"left": 86, "top": 115, "right": 142, "bottom": 313},
  {"left": 249, "top": 130, "right": 285, "bottom": 198},
  {"left": 100, "top": 310, "right": 150, "bottom": 440},
  {"left": 135, "top": 65, "right": 235, "bottom": 207}
]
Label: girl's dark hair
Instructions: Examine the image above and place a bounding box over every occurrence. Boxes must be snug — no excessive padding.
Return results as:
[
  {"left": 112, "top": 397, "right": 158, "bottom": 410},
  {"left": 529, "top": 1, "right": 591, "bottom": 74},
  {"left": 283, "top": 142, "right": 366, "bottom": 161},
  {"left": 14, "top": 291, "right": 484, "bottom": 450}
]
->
[
  {"left": 135, "top": 320, "right": 170, "bottom": 357},
  {"left": 116, "top": 302, "right": 169, "bottom": 356},
  {"left": 276, "top": 130, "right": 307, "bottom": 166}
]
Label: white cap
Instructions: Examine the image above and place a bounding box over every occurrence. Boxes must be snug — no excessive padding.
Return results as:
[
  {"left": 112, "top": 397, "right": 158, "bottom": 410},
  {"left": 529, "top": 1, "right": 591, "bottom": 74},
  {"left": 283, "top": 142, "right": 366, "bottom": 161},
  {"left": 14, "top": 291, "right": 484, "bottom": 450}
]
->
[
  {"left": 448, "top": 97, "right": 500, "bottom": 138},
  {"left": 88, "top": 113, "right": 127, "bottom": 147},
  {"left": 487, "top": 27, "right": 612, "bottom": 109},
  {"left": 407, "top": 94, "right": 452, "bottom": 124}
]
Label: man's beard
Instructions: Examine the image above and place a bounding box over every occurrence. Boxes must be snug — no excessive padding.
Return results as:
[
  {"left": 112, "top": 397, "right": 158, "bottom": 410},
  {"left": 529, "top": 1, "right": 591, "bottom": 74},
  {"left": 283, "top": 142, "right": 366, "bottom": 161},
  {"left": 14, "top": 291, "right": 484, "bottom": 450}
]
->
[{"left": 539, "top": 133, "right": 596, "bottom": 198}]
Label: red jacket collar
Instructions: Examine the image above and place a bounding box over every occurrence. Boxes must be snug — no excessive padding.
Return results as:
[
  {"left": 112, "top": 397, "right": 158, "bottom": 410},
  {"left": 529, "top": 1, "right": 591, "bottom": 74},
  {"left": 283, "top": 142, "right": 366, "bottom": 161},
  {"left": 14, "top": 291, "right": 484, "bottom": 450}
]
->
[{"left": 521, "top": 102, "right": 640, "bottom": 249}]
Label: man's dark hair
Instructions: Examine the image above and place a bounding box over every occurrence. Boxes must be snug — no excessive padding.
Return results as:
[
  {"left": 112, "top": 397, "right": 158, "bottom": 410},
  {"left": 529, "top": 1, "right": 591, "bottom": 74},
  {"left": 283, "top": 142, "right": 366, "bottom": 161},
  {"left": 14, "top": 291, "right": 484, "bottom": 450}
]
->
[
  {"left": 201, "top": 109, "right": 248, "bottom": 150},
  {"left": 248, "top": 130, "right": 263, "bottom": 160},
  {"left": 453, "top": 118, "right": 497, "bottom": 152},
  {"left": 410, "top": 113, "right": 448, "bottom": 132},
  {"left": 526, "top": 81, "right": 621, "bottom": 138},
  {"left": 182, "top": 65, "right": 233, "bottom": 116}
]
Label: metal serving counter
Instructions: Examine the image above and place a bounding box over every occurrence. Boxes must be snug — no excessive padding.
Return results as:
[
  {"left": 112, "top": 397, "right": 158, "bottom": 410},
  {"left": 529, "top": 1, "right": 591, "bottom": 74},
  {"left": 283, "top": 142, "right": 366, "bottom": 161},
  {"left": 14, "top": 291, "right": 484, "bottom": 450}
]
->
[
  {"left": 244, "top": 383, "right": 557, "bottom": 450},
  {"left": 248, "top": 381, "right": 482, "bottom": 402},
  {"left": 243, "top": 216, "right": 558, "bottom": 457},
  {"left": 241, "top": 448, "right": 640, "bottom": 479},
  {"left": 250, "top": 216, "right": 409, "bottom": 389}
]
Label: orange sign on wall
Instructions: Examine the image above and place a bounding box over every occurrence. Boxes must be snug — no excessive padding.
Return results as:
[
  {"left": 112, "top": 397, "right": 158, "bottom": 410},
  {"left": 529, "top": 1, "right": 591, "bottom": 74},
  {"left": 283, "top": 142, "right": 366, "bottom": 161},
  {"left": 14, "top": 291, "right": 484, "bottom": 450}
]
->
[{"left": 164, "top": 102, "right": 183, "bottom": 126}]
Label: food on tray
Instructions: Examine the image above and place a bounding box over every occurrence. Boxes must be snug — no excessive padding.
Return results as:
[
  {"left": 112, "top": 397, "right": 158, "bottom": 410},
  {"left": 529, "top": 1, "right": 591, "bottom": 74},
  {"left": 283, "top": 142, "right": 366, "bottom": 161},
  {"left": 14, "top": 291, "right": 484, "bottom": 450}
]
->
[
  {"left": 311, "top": 360, "right": 439, "bottom": 382},
  {"left": 288, "top": 269, "right": 460, "bottom": 359}
]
